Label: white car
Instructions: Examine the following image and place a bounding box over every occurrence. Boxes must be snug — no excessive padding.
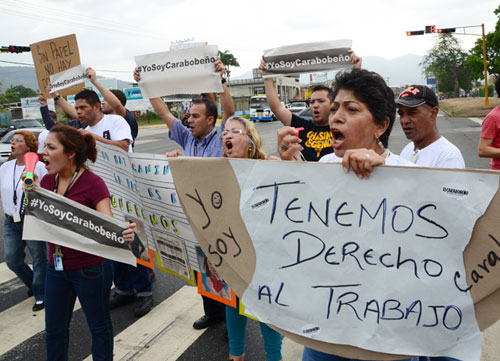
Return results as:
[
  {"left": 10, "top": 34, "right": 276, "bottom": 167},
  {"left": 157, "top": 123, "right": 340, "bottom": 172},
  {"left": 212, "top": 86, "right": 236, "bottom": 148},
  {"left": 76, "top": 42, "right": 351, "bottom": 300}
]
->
[
  {"left": 0, "top": 127, "right": 45, "bottom": 165},
  {"left": 288, "top": 101, "right": 309, "bottom": 114}
]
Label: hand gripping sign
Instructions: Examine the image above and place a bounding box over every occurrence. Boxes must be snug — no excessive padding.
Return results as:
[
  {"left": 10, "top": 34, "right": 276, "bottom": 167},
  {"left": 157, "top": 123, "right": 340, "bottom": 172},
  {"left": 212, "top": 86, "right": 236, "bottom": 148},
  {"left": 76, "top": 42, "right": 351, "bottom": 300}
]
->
[{"left": 169, "top": 157, "right": 500, "bottom": 361}]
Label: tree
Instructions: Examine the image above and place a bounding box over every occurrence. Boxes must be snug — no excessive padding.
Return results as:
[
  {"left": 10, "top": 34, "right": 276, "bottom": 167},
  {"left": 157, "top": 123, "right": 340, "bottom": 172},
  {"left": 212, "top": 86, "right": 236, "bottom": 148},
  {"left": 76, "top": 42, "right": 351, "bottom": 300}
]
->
[
  {"left": 218, "top": 50, "right": 240, "bottom": 80},
  {"left": 421, "top": 34, "right": 472, "bottom": 97},
  {"left": 466, "top": 5, "right": 500, "bottom": 80},
  {"left": 0, "top": 85, "right": 38, "bottom": 104}
]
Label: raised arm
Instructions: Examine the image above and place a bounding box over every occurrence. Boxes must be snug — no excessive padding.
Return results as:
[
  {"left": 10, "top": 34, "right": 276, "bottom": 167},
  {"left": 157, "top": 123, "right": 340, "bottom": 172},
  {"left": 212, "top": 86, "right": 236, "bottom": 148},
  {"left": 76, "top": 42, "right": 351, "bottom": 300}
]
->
[
  {"left": 47, "top": 84, "right": 78, "bottom": 120},
  {"left": 38, "top": 94, "right": 56, "bottom": 130},
  {"left": 87, "top": 67, "right": 127, "bottom": 118},
  {"left": 215, "top": 57, "right": 235, "bottom": 125},
  {"left": 134, "top": 67, "right": 175, "bottom": 130},
  {"left": 259, "top": 58, "right": 292, "bottom": 126}
]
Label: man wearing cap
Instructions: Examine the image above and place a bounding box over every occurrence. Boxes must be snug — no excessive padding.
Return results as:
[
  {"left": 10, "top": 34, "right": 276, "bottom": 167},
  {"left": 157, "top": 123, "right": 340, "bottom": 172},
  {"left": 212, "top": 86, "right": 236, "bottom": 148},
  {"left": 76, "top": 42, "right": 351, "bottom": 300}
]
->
[
  {"left": 398, "top": 86, "right": 462, "bottom": 361},
  {"left": 478, "top": 77, "right": 500, "bottom": 169},
  {"left": 397, "top": 85, "right": 464, "bottom": 168}
]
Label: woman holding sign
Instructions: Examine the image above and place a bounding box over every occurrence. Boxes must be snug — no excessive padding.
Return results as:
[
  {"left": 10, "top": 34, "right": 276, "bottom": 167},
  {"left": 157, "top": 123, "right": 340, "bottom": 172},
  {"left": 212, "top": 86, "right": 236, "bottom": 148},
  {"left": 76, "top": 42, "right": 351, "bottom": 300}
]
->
[
  {"left": 0, "top": 130, "right": 47, "bottom": 311},
  {"left": 279, "top": 69, "right": 418, "bottom": 361},
  {"left": 27, "top": 124, "right": 136, "bottom": 361},
  {"left": 222, "top": 115, "right": 283, "bottom": 361}
]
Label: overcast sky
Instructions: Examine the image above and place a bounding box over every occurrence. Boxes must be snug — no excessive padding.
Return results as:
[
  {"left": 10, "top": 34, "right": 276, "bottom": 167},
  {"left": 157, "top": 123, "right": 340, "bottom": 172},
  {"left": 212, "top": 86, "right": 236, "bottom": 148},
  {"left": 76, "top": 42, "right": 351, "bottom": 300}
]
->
[{"left": 0, "top": 0, "right": 498, "bottom": 83}]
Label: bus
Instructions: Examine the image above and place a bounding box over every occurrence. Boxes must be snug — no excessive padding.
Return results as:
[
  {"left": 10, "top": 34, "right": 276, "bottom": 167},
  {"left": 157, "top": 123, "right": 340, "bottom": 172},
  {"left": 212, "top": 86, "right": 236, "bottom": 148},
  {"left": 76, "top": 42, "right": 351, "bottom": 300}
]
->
[{"left": 249, "top": 95, "right": 275, "bottom": 122}]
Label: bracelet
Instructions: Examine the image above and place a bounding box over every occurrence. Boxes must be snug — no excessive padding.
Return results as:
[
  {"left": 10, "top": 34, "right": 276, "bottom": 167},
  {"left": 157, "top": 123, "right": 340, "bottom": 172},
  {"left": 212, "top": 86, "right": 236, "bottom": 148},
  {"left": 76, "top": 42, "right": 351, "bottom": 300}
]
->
[{"left": 54, "top": 94, "right": 61, "bottom": 101}]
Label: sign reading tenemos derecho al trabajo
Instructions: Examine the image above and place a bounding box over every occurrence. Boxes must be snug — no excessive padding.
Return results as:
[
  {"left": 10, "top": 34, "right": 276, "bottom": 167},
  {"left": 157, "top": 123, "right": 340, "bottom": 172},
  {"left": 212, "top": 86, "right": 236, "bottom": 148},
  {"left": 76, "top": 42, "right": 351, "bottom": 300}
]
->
[
  {"left": 23, "top": 186, "right": 140, "bottom": 267},
  {"left": 135, "top": 45, "right": 223, "bottom": 98},
  {"left": 169, "top": 157, "right": 500, "bottom": 360},
  {"left": 262, "top": 40, "right": 353, "bottom": 78},
  {"left": 30, "top": 34, "right": 84, "bottom": 98}
]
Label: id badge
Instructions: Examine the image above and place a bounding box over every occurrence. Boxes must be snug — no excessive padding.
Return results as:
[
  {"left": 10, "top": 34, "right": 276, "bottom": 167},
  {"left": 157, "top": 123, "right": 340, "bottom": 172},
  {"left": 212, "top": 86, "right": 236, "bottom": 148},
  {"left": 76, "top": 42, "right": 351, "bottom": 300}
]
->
[
  {"left": 53, "top": 254, "right": 64, "bottom": 271},
  {"left": 13, "top": 210, "right": 21, "bottom": 223}
]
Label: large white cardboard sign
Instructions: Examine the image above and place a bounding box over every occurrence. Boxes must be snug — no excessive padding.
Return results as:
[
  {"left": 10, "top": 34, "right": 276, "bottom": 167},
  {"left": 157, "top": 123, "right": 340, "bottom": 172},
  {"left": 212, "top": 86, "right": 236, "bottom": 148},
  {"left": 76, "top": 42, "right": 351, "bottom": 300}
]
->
[
  {"left": 135, "top": 45, "right": 223, "bottom": 98},
  {"left": 169, "top": 158, "right": 500, "bottom": 360}
]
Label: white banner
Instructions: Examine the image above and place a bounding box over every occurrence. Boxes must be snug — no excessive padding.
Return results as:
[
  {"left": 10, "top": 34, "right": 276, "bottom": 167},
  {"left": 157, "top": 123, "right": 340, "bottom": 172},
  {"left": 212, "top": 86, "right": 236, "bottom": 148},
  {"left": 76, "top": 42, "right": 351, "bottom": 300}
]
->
[
  {"left": 21, "top": 97, "right": 55, "bottom": 119},
  {"left": 134, "top": 45, "right": 223, "bottom": 98},
  {"left": 50, "top": 64, "right": 88, "bottom": 92},
  {"left": 263, "top": 40, "right": 352, "bottom": 78}
]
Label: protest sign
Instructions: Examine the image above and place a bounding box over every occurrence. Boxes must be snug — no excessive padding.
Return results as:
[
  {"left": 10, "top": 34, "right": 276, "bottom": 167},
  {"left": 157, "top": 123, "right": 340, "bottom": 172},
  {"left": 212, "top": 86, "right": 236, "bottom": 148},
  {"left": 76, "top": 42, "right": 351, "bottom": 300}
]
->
[
  {"left": 30, "top": 34, "right": 84, "bottom": 97},
  {"left": 123, "top": 87, "right": 153, "bottom": 112},
  {"left": 262, "top": 40, "right": 353, "bottom": 78},
  {"left": 86, "top": 142, "right": 199, "bottom": 282},
  {"left": 169, "top": 157, "right": 500, "bottom": 360},
  {"left": 23, "top": 186, "right": 138, "bottom": 266},
  {"left": 20, "top": 97, "right": 55, "bottom": 119},
  {"left": 134, "top": 45, "right": 223, "bottom": 98},
  {"left": 49, "top": 64, "right": 88, "bottom": 93}
]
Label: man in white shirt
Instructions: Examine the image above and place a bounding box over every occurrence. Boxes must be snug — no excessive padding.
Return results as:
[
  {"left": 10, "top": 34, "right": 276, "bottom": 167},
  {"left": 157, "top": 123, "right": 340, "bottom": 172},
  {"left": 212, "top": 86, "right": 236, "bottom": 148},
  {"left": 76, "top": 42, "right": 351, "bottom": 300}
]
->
[
  {"left": 74, "top": 89, "right": 132, "bottom": 152},
  {"left": 396, "top": 85, "right": 464, "bottom": 168}
]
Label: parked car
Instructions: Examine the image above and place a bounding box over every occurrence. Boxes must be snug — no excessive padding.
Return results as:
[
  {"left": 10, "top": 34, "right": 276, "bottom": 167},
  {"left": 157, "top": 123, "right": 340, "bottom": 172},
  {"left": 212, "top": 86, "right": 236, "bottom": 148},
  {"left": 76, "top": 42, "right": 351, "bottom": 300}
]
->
[
  {"left": 288, "top": 101, "right": 309, "bottom": 114},
  {"left": 0, "top": 119, "right": 44, "bottom": 138},
  {"left": 296, "top": 108, "right": 313, "bottom": 122},
  {"left": 0, "top": 127, "right": 44, "bottom": 165}
]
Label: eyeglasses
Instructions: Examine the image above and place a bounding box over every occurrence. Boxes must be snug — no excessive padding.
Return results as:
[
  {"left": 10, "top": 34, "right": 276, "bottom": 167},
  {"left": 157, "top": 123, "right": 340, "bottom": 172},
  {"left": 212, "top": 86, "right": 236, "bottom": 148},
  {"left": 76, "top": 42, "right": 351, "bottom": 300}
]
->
[
  {"left": 221, "top": 129, "right": 247, "bottom": 138},
  {"left": 11, "top": 138, "right": 25, "bottom": 143}
]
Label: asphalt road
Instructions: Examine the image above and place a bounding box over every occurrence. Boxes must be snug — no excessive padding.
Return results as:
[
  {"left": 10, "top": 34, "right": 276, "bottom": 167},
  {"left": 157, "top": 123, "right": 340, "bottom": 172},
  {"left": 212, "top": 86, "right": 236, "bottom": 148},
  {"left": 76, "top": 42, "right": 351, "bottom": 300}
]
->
[{"left": 0, "top": 112, "right": 497, "bottom": 361}]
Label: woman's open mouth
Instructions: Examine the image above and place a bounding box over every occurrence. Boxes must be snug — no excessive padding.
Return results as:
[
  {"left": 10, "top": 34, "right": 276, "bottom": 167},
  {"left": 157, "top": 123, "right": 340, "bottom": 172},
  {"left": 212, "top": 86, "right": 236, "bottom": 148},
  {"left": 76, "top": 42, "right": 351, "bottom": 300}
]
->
[{"left": 331, "top": 129, "right": 345, "bottom": 149}]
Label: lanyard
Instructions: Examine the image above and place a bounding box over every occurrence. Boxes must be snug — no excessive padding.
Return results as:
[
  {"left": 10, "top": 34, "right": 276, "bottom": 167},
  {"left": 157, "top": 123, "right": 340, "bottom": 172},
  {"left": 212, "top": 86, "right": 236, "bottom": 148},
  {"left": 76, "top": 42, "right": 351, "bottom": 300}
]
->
[
  {"left": 53, "top": 167, "right": 80, "bottom": 258},
  {"left": 54, "top": 167, "right": 80, "bottom": 196},
  {"left": 193, "top": 131, "right": 217, "bottom": 157},
  {"left": 411, "top": 148, "right": 420, "bottom": 163},
  {"left": 12, "top": 163, "right": 25, "bottom": 206}
]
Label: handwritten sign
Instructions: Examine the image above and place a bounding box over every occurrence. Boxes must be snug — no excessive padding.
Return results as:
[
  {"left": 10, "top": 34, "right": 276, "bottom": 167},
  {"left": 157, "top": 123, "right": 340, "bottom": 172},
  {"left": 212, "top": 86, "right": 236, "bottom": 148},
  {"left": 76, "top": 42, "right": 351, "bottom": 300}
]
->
[
  {"left": 134, "top": 45, "right": 223, "bottom": 98},
  {"left": 262, "top": 40, "right": 353, "bottom": 78},
  {"left": 30, "top": 34, "right": 84, "bottom": 97},
  {"left": 169, "top": 157, "right": 500, "bottom": 360},
  {"left": 87, "top": 143, "right": 198, "bottom": 282}
]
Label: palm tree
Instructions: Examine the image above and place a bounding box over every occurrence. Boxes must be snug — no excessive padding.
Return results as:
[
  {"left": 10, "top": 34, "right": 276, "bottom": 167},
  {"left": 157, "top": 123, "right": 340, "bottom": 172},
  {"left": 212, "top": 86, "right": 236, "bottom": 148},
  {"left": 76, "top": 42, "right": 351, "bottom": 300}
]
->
[{"left": 218, "top": 50, "right": 240, "bottom": 81}]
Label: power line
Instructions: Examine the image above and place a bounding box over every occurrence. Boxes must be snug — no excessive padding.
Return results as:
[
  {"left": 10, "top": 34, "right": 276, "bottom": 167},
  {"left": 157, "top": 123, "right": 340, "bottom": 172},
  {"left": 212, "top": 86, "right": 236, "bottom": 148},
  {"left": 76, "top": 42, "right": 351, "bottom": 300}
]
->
[{"left": 0, "top": 60, "right": 131, "bottom": 73}]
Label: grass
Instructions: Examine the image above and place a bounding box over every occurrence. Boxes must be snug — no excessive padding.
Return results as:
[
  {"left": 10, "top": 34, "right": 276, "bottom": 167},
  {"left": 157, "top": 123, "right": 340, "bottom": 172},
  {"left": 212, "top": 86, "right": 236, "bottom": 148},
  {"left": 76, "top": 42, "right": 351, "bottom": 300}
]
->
[{"left": 439, "top": 97, "right": 500, "bottom": 118}]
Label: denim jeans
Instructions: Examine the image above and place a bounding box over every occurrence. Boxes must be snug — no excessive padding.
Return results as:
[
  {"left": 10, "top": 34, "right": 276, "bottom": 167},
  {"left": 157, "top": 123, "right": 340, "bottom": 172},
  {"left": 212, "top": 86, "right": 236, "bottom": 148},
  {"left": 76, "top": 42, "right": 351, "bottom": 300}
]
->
[
  {"left": 45, "top": 261, "right": 113, "bottom": 361},
  {"left": 226, "top": 304, "right": 282, "bottom": 361},
  {"left": 302, "top": 347, "right": 419, "bottom": 361},
  {"left": 112, "top": 261, "right": 152, "bottom": 296},
  {"left": 3, "top": 217, "right": 47, "bottom": 301}
]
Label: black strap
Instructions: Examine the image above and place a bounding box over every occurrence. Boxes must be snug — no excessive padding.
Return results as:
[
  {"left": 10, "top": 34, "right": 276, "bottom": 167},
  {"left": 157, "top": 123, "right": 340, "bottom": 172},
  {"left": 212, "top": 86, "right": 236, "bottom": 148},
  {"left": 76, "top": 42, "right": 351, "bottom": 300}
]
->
[
  {"left": 12, "top": 163, "right": 25, "bottom": 206},
  {"left": 54, "top": 167, "right": 80, "bottom": 196},
  {"left": 193, "top": 130, "right": 217, "bottom": 157}
]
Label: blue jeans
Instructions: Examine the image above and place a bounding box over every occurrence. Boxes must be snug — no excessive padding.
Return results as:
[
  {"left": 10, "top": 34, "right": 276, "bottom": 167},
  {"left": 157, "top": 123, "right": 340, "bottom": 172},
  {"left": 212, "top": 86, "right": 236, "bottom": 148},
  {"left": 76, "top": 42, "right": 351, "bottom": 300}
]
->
[
  {"left": 45, "top": 261, "right": 113, "bottom": 361},
  {"left": 3, "top": 217, "right": 47, "bottom": 301},
  {"left": 112, "top": 261, "right": 152, "bottom": 296},
  {"left": 302, "top": 347, "right": 419, "bottom": 361},
  {"left": 226, "top": 304, "right": 282, "bottom": 361},
  {"left": 419, "top": 358, "right": 459, "bottom": 361}
]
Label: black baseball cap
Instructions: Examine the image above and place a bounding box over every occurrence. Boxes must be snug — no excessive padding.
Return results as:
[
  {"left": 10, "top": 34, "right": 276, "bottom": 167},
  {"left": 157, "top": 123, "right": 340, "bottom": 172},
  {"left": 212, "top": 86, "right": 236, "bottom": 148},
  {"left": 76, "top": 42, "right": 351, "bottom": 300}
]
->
[{"left": 396, "top": 85, "right": 439, "bottom": 108}]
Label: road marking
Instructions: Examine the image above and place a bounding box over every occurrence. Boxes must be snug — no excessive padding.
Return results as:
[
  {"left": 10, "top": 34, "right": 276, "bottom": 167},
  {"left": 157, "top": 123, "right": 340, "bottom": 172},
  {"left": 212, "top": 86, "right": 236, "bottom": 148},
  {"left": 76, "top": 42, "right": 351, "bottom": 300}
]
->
[
  {"left": 282, "top": 336, "right": 304, "bottom": 359},
  {"left": 84, "top": 285, "right": 204, "bottom": 361},
  {"left": 469, "top": 118, "right": 483, "bottom": 125},
  {"left": 0, "top": 261, "right": 18, "bottom": 284},
  {"left": 134, "top": 139, "right": 161, "bottom": 145},
  {"left": 0, "top": 296, "right": 81, "bottom": 354}
]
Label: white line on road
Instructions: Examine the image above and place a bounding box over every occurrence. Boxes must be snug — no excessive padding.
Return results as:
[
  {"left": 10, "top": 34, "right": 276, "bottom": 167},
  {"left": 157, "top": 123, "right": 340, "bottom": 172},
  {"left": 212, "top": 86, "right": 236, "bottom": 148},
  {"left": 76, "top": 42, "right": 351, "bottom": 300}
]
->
[
  {"left": 0, "top": 261, "right": 18, "bottom": 284},
  {"left": 469, "top": 118, "right": 483, "bottom": 125}
]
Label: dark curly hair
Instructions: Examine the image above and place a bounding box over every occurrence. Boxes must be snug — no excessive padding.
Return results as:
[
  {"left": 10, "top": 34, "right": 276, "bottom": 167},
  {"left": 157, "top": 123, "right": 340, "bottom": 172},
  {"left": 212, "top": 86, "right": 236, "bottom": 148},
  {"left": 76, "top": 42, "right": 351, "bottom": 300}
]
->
[{"left": 332, "top": 68, "right": 396, "bottom": 148}]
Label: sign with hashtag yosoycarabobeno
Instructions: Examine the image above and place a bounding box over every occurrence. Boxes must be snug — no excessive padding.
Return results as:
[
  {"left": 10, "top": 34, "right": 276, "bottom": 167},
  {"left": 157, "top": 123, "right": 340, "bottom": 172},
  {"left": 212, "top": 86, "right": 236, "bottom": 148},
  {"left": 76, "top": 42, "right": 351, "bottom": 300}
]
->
[{"left": 22, "top": 186, "right": 141, "bottom": 266}]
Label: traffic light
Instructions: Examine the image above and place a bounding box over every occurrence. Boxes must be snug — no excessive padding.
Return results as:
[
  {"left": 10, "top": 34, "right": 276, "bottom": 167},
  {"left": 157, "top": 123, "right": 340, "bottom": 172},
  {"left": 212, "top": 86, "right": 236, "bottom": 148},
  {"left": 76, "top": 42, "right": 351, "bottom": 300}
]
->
[
  {"left": 406, "top": 30, "right": 425, "bottom": 36},
  {"left": 0, "top": 45, "right": 31, "bottom": 53},
  {"left": 437, "top": 28, "right": 456, "bottom": 34},
  {"left": 425, "top": 25, "right": 436, "bottom": 34}
]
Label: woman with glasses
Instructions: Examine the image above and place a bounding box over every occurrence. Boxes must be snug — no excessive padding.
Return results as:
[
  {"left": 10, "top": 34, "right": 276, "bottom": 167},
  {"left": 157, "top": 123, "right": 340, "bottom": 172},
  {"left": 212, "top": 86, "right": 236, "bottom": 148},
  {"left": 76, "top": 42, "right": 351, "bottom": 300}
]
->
[
  {"left": 0, "top": 130, "right": 48, "bottom": 311},
  {"left": 221, "top": 116, "right": 282, "bottom": 361}
]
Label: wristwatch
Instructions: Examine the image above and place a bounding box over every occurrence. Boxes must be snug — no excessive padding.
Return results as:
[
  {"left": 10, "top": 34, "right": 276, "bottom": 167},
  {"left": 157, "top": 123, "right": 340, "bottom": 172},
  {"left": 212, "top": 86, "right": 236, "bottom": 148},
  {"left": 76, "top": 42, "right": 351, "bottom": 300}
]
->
[
  {"left": 54, "top": 94, "right": 61, "bottom": 101},
  {"left": 221, "top": 78, "right": 227, "bottom": 84}
]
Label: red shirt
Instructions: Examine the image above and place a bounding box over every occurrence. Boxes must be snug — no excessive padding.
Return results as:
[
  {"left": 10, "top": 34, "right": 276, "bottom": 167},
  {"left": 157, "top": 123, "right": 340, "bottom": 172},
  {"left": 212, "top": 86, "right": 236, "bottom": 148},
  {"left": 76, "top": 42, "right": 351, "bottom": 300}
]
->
[
  {"left": 41, "top": 169, "right": 110, "bottom": 270},
  {"left": 480, "top": 106, "right": 500, "bottom": 170}
]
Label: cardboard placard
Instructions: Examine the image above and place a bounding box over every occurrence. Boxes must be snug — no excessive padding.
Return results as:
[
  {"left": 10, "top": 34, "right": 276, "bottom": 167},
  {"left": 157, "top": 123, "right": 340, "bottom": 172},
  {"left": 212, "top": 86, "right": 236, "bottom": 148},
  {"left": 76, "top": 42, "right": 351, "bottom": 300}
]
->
[
  {"left": 30, "top": 34, "right": 84, "bottom": 97},
  {"left": 169, "top": 157, "right": 500, "bottom": 360}
]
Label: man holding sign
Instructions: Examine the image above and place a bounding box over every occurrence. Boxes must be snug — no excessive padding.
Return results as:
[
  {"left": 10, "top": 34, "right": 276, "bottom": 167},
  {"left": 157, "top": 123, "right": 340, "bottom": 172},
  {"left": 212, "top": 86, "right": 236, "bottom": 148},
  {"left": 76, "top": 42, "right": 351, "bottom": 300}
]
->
[{"left": 258, "top": 46, "right": 361, "bottom": 162}]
